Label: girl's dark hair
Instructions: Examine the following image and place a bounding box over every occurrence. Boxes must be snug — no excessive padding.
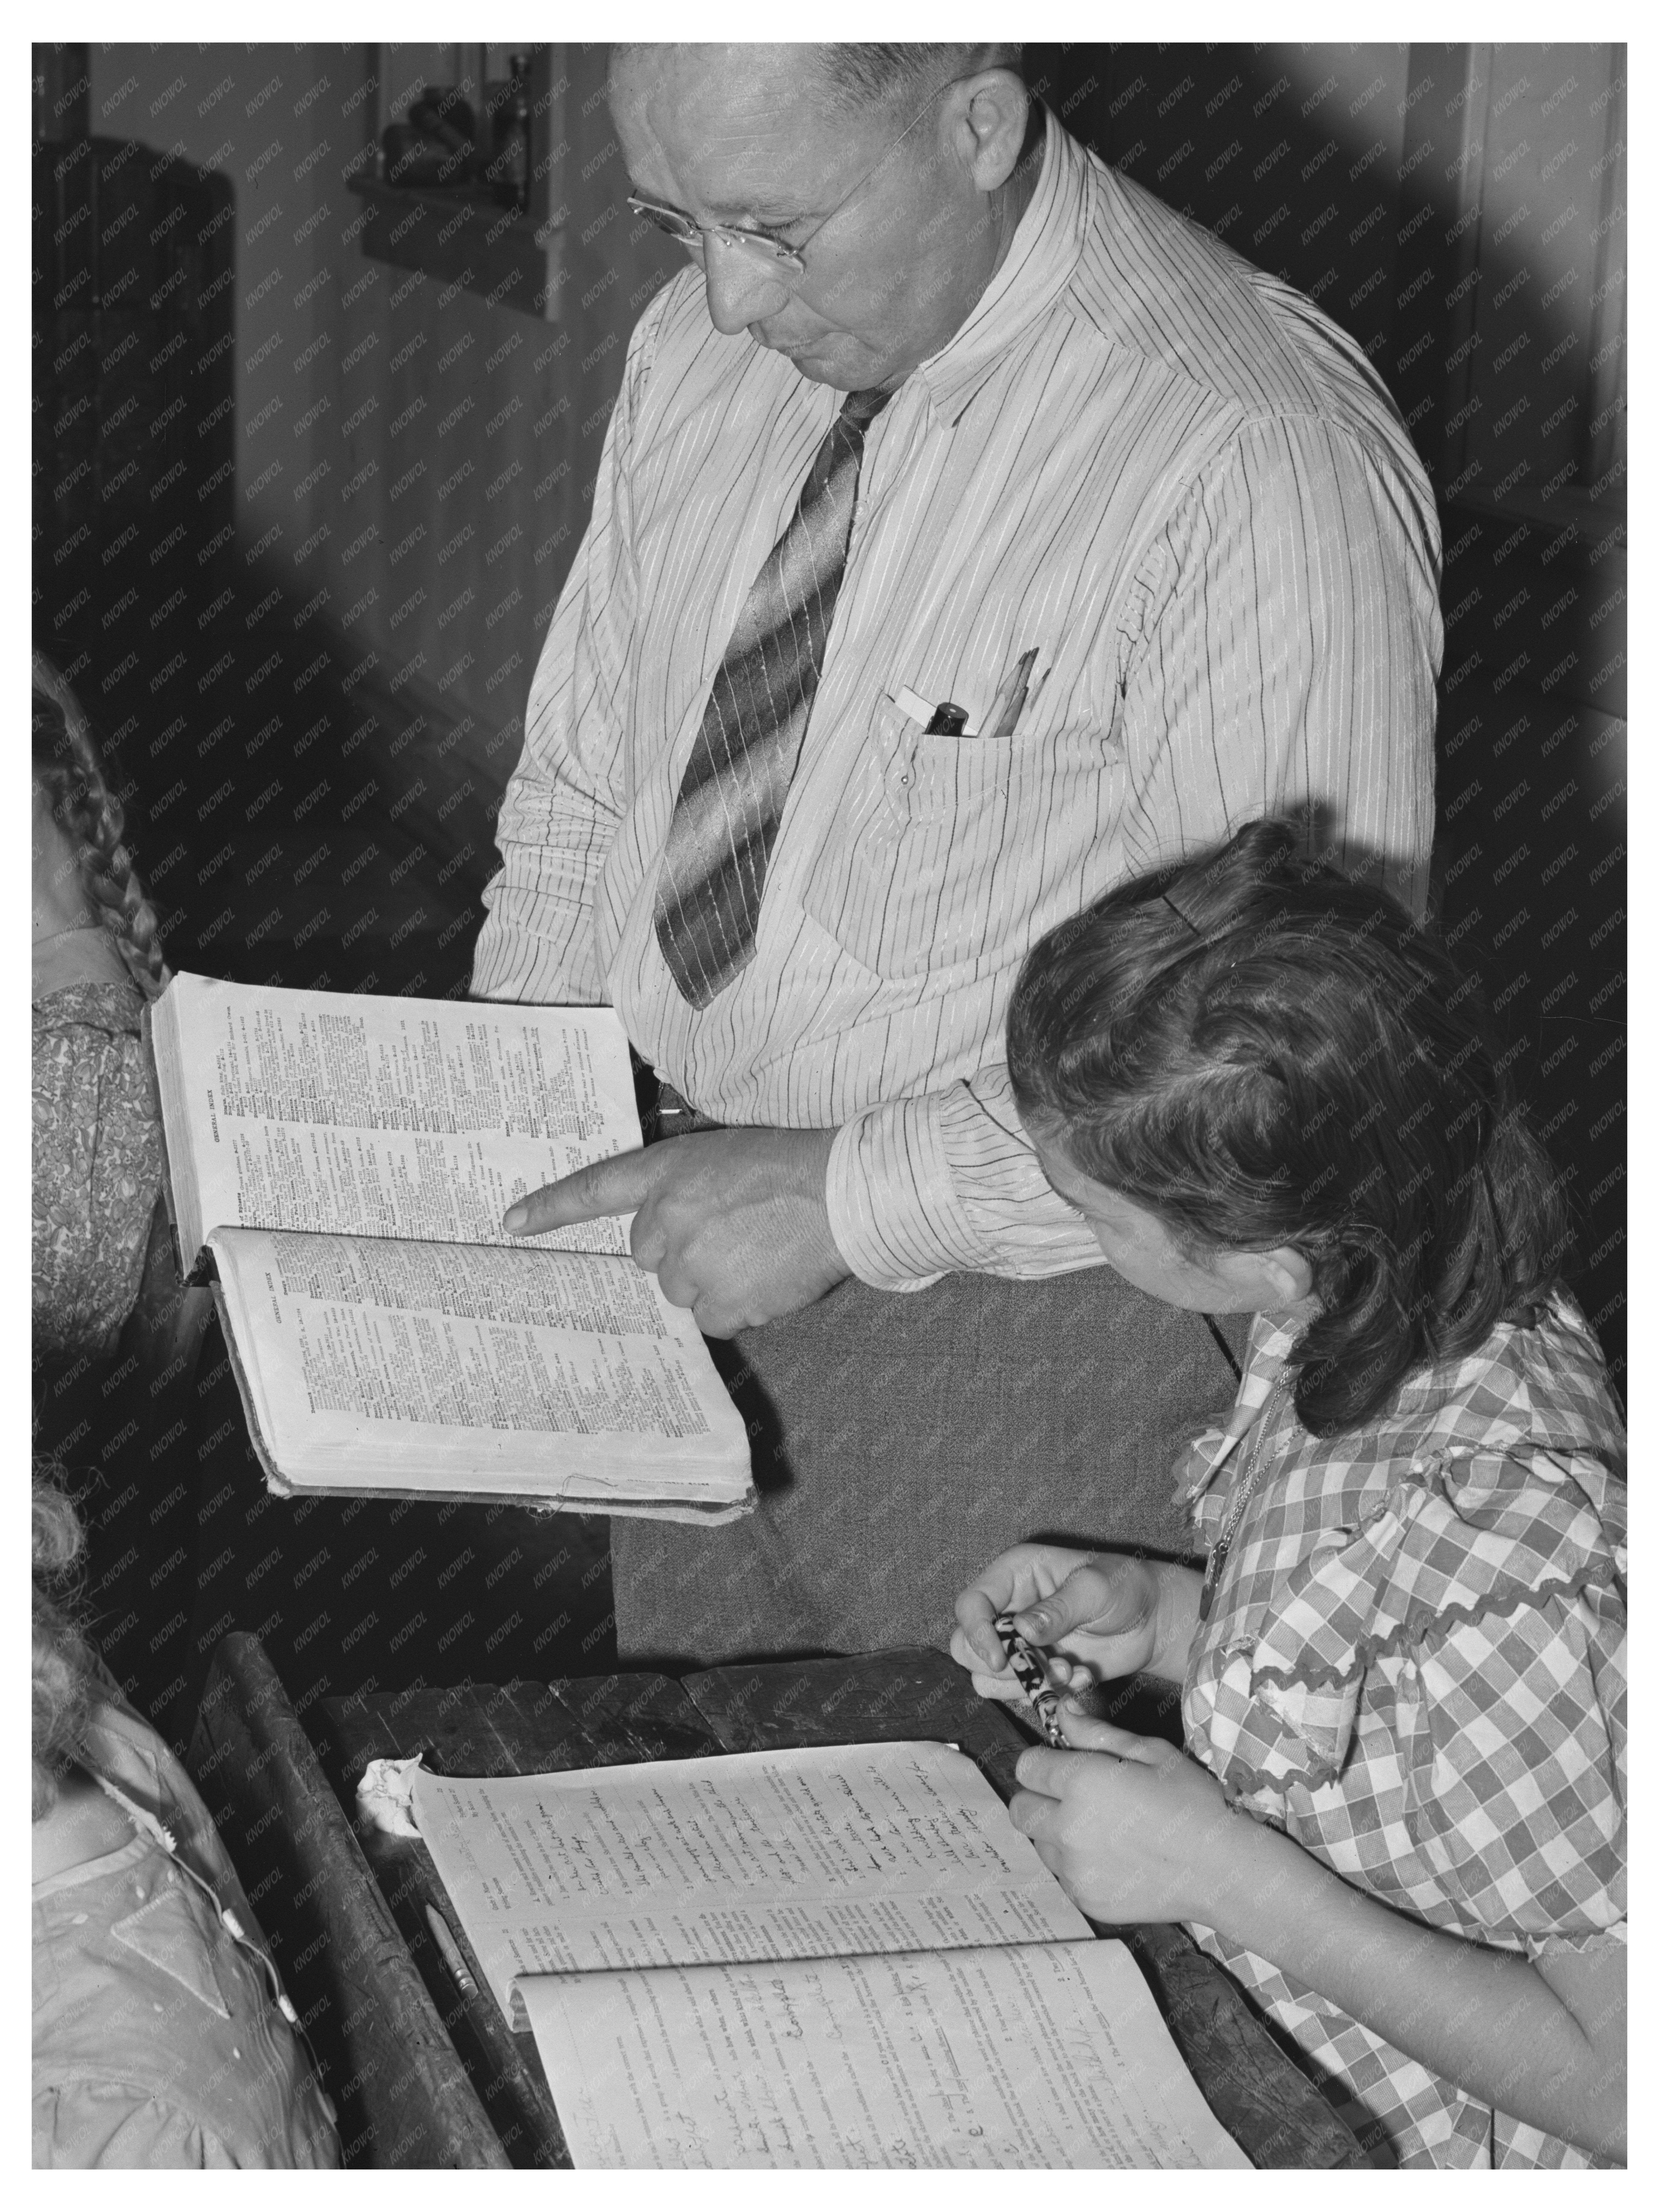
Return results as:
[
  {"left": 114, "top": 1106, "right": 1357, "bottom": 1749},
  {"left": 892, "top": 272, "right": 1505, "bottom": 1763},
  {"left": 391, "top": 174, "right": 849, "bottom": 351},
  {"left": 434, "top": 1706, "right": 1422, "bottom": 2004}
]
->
[
  {"left": 1008, "top": 819, "right": 1571, "bottom": 1434},
  {"left": 32, "top": 654, "right": 169, "bottom": 1000}
]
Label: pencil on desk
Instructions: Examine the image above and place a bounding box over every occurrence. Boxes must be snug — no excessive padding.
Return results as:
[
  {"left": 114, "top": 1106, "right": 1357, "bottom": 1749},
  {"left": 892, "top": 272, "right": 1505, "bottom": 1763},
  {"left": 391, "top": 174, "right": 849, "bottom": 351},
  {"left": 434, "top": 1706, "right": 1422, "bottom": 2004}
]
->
[{"left": 425, "top": 1901, "right": 480, "bottom": 1999}]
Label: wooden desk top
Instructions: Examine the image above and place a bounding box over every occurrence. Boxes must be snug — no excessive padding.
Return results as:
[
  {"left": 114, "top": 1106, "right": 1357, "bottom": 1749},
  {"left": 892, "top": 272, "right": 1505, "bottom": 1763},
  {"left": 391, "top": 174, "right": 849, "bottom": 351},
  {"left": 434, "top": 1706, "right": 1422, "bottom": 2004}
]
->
[{"left": 189, "top": 1635, "right": 1365, "bottom": 2170}]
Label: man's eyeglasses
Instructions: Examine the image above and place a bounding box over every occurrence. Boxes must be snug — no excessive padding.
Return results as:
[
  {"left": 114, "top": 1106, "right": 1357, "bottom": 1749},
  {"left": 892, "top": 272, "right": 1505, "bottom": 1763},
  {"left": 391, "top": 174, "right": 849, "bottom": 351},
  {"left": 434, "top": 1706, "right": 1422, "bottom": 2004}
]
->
[{"left": 626, "top": 69, "right": 975, "bottom": 277}]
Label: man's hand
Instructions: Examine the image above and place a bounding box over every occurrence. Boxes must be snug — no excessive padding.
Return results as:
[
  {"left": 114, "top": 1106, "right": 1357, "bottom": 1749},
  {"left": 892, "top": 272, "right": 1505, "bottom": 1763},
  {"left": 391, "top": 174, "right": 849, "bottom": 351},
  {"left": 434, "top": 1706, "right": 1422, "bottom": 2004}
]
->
[{"left": 502, "top": 1127, "right": 850, "bottom": 1338}]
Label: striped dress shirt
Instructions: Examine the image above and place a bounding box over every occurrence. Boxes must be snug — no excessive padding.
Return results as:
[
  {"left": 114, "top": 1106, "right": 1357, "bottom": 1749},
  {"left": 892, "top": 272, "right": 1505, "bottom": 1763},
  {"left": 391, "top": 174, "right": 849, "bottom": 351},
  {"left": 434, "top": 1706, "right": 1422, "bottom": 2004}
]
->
[{"left": 472, "top": 108, "right": 1443, "bottom": 1289}]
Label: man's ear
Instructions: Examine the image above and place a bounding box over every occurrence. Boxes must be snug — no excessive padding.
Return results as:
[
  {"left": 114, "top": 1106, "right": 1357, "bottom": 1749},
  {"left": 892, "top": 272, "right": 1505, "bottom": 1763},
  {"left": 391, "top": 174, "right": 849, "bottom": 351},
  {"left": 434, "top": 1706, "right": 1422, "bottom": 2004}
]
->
[{"left": 955, "top": 69, "right": 1030, "bottom": 193}]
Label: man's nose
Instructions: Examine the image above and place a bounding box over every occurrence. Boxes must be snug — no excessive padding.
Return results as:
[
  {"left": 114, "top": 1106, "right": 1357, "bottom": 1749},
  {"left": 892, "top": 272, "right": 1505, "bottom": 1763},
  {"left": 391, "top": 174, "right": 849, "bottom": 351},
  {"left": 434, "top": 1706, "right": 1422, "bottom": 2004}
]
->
[{"left": 701, "top": 241, "right": 791, "bottom": 335}]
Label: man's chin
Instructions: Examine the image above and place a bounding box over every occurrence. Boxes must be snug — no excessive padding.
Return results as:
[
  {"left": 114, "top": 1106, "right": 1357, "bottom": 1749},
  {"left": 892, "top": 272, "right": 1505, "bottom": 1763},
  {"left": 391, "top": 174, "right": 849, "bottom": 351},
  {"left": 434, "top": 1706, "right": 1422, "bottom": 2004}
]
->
[
  {"left": 788, "top": 356, "right": 852, "bottom": 388},
  {"left": 754, "top": 332, "right": 865, "bottom": 390}
]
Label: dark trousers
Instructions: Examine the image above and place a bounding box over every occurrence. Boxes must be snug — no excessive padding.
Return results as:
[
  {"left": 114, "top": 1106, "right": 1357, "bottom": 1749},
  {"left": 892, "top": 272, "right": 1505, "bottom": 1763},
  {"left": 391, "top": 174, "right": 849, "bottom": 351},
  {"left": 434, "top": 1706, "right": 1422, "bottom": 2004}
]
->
[{"left": 612, "top": 1117, "right": 1244, "bottom": 1666}]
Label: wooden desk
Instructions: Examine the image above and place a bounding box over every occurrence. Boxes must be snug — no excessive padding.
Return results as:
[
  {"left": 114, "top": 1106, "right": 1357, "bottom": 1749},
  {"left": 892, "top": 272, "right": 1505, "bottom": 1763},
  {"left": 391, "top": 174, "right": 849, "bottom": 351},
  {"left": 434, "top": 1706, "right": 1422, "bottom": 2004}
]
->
[{"left": 188, "top": 1633, "right": 1365, "bottom": 2171}]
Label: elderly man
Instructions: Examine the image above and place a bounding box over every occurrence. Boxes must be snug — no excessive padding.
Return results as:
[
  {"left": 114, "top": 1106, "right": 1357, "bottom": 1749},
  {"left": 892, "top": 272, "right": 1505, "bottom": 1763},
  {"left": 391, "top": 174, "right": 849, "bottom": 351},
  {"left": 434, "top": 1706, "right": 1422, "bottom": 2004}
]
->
[{"left": 471, "top": 44, "right": 1441, "bottom": 1665}]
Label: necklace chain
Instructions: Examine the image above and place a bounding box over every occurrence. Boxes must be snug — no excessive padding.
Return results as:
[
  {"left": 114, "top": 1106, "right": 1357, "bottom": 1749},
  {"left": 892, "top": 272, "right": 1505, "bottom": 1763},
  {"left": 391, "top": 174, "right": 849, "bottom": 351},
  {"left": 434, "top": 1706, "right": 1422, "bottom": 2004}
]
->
[{"left": 1198, "top": 1372, "right": 1290, "bottom": 1625}]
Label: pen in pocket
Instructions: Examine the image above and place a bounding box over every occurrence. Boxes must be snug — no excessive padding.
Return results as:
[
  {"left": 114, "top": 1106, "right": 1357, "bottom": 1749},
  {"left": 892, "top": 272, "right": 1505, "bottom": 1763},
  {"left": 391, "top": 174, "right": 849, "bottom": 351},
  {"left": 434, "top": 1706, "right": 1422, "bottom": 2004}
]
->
[{"left": 981, "top": 647, "right": 1041, "bottom": 739}]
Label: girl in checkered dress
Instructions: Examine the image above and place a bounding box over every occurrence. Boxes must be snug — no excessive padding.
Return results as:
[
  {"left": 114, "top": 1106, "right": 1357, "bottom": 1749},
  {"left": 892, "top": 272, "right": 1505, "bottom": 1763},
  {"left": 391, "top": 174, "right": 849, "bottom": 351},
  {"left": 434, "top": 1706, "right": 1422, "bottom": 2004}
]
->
[{"left": 952, "top": 820, "right": 1625, "bottom": 2168}]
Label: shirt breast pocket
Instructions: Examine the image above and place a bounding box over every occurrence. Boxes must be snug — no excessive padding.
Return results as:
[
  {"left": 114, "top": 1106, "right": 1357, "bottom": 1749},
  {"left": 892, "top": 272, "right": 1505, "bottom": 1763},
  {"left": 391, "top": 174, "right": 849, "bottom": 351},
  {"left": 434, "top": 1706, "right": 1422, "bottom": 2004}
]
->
[{"left": 799, "top": 698, "right": 1118, "bottom": 983}]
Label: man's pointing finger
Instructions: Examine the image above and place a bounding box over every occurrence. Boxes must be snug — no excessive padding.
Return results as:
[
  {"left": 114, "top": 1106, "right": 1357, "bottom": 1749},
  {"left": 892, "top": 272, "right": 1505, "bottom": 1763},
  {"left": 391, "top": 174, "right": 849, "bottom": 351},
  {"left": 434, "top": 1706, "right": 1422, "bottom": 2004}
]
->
[{"left": 502, "top": 1147, "right": 659, "bottom": 1236}]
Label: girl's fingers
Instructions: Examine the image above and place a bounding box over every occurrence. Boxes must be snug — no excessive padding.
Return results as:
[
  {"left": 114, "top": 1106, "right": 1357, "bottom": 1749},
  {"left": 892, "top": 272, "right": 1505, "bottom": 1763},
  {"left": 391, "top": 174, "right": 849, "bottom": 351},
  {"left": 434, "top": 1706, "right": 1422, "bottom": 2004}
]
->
[
  {"left": 1014, "top": 1558, "right": 1150, "bottom": 1645},
  {"left": 1057, "top": 1709, "right": 1132, "bottom": 1753},
  {"left": 950, "top": 1624, "right": 1009, "bottom": 1677},
  {"left": 952, "top": 1597, "right": 1014, "bottom": 1674},
  {"left": 1013, "top": 1746, "right": 1091, "bottom": 1796},
  {"left": 968, "top": 1669, "right": 1023, "bottom": 1703},
  {"left": 1008, "top": 1787, "right": 1058, "bottom": 1842},
  {"left": 1019, "top": 1722, "right": 1173, "bottom": 1771},
  {"left": 1057, "top": 1712, "right": 1173, "bottom": 1765}
]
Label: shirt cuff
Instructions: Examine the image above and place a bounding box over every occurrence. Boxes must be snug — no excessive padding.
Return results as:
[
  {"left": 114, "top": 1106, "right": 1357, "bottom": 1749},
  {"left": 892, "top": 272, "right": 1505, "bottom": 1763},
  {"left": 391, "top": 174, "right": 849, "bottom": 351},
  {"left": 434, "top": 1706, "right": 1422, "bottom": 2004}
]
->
[{"left": 826, "top": 1080, "right": 1106, "bottom": 1290}]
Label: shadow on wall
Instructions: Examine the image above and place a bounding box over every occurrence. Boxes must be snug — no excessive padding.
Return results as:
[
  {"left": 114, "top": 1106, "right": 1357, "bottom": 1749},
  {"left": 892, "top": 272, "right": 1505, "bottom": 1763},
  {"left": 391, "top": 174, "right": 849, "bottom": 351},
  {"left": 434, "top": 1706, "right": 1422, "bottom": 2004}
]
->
[
  {"left": 1028, "top": 42, "right": 1626, "bottom": 509},
  {"left": 33, "top": 130, "right": 485, "bottom": 995},
  {"left": 1030, "top": 42, "right": 1626, "bottom": 1393},
  {"left": 36, "top": 43, "right": 682, "bottom": 999}
]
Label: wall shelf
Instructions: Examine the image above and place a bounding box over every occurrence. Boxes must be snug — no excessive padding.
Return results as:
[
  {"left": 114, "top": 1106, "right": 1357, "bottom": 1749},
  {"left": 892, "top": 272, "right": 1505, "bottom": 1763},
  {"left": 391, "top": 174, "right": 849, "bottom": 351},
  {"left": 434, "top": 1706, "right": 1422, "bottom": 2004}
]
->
[
  {"left": 345, "top": 175, "right": 560, "bottom": 318},
  {"left": 346, "top": 44, "right": 571, "bottom": 321}
]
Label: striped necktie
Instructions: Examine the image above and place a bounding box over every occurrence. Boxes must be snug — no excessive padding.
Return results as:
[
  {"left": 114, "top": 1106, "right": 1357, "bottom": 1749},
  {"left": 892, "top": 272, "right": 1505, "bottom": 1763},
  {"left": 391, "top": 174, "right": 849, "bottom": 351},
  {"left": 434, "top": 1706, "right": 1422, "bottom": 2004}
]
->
[{"left": 653, "top": 383, "right": 893, "bottom": 1008}]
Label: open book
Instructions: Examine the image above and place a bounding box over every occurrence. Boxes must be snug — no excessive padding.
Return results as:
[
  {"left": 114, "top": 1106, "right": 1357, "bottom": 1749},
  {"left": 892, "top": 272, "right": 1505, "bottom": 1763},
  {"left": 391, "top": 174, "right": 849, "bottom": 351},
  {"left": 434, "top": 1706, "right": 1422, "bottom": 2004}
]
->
[
  {"left": 150, "top": 973, "right": 752, "bottom": 1520},
  {"left": 413, "top": 1741, "right": 1247, "bottom": 2169}
]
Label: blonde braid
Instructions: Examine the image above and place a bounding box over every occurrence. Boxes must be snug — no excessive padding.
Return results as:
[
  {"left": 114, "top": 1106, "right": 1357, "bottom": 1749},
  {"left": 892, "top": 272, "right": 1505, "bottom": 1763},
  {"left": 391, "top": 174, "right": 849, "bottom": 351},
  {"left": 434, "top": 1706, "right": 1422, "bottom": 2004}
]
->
[{"left": 33, "top": 658, "right": 171, "bottom": 1001}]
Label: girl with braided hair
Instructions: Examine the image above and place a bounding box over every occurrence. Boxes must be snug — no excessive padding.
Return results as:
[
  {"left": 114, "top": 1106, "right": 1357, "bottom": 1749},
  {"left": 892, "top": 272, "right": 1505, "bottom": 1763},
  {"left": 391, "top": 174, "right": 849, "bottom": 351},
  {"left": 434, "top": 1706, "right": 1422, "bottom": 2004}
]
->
[
  {"left": 32, "top": 651, "right": 169, "bottom": 1000},
  {"left": 32, "top": 651, "right": 172, "bottom": 1363}
]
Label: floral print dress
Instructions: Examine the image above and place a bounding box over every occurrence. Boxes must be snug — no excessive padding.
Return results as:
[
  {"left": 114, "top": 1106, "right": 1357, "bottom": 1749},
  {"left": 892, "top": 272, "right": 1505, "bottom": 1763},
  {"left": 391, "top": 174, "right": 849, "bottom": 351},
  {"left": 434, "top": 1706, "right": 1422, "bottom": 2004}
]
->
[{"left": 33, "top": 976, "right": 166, "bottom": 1364}]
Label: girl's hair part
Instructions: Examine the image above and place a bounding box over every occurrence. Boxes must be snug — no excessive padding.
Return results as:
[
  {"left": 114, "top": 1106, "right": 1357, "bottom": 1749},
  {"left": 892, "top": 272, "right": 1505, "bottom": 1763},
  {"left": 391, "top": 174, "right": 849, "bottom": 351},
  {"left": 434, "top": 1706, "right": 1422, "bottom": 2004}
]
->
[
  {"left": 1008, "top": 818, "right": 1572, "bottom": 1433},
  {"left": 33, "top": 1469, "right": 100, "bottom": 1820},
  {"left": 33, "top": 653, "right": 170, "bottom": 1000}
]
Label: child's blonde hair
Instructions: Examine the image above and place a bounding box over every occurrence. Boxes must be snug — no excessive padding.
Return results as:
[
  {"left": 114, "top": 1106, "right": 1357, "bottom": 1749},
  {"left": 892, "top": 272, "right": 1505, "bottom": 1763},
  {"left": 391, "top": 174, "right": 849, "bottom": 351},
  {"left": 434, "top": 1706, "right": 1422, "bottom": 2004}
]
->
[
  {"left": 32, "top": 1470, "right": 99, "bottom": 1820},
  {"left": 32, "top": 652, "right": 170, "bottom": 1000}
]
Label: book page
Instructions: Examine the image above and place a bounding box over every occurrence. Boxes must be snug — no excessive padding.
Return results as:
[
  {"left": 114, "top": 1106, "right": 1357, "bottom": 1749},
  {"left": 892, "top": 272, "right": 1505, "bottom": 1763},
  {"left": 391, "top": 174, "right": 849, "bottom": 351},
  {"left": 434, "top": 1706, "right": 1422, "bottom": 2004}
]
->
[
  {"left": 156, "top": 973, "right": 640, "bottom": 1257},
  {"left": 414, "top": 1742, "right": 1090, "bottom": 2019},
  {"left": 208, "top": 1228, "right": 748, "bottom": 1501},
  {"left": 522, "top": 1940, "right": 1248, "bottom": 2169}
]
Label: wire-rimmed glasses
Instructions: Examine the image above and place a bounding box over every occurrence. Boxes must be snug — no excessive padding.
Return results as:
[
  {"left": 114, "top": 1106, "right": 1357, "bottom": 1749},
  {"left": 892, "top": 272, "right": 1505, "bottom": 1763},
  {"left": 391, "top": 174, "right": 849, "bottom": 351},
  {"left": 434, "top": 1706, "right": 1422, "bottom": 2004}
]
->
[{"left": 625, "top": 69, "right": 975, "bottom": 278}]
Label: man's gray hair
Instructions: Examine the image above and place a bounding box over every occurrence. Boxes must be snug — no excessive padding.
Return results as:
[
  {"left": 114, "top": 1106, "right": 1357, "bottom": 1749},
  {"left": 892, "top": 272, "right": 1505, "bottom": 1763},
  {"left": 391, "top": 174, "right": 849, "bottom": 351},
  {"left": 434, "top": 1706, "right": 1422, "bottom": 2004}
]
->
[
  {"left": 813, "top": 43, "right": 1024, "bottom": 115},
  {"left": 610, "top": 44, "right": 1024, "bottom": 118}
]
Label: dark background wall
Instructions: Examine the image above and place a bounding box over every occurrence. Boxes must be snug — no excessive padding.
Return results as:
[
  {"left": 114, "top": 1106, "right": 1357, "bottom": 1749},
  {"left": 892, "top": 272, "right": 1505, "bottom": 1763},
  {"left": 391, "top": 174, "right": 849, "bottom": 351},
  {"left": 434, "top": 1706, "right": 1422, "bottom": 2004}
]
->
[
  {"left": 1022, "top": 41, "right": 1626, "bottom": 1384},
  {"left": 33, "top": 42, "right": 1626, "bottom": 1737},
  {"left": 38, "top": 42, "right": 679, "bottom": 1004}
]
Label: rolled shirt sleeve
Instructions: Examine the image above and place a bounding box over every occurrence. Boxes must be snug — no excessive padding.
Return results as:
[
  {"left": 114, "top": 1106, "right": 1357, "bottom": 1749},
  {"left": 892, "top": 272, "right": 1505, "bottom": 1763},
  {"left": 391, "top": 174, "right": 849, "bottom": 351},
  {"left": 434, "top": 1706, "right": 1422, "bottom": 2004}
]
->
[{"left": 828, "top": 1066, "right": 1102, "bottom": 1288}]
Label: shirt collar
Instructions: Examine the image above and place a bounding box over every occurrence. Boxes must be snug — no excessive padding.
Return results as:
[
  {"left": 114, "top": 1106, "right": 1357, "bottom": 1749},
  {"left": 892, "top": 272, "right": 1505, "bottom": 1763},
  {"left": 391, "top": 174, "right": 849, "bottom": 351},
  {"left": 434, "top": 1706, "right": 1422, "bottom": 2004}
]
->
[
  {"left": 909, "top": 105, "right": 1089, "bottom": 426},
  {"left": 1182, "top": 1300, "right": 1319, "bottom": 1502}
]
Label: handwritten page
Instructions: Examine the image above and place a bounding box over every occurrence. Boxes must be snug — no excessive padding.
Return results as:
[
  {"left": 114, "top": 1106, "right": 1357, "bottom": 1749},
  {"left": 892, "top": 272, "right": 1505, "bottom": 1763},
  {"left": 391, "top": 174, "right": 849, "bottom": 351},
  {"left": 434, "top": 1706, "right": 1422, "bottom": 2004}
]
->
[
  {"left": 414, "top": 1742, "right": 1091, "bottom": 2019},
  {"left": 521, "top": 1940, "right": 1249, "bottom": 2169},
  {"left": 154, "top": 973, "right": 640, "bottom": 1258}
]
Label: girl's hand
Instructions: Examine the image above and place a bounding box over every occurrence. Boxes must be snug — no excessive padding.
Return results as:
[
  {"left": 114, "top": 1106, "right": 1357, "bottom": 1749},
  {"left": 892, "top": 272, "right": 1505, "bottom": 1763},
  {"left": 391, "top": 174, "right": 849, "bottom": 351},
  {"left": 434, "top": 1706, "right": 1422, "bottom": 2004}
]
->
[
  {"left": 951, "top": 1544, "right": 1196, "bottom": 1704},
  {"left": 1008, "top": 1717, "right": 1239, "bottom": 1925}
]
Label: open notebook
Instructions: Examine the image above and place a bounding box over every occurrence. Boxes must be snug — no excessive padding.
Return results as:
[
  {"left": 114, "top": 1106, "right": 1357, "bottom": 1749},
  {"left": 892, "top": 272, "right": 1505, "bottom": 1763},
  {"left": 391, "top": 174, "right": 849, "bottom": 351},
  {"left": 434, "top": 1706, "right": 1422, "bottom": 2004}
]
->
[{"left": 412, "top": 1739, "right": 1247, "bottom": 2169}]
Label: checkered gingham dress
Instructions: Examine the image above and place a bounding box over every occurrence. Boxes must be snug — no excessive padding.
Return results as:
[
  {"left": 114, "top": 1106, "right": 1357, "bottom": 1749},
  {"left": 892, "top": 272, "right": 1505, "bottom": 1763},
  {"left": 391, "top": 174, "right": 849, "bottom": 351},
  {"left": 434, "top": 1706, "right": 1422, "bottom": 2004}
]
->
[{"left": 1175, "top": 1291, "right": 1626, "bottom": 2168}]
